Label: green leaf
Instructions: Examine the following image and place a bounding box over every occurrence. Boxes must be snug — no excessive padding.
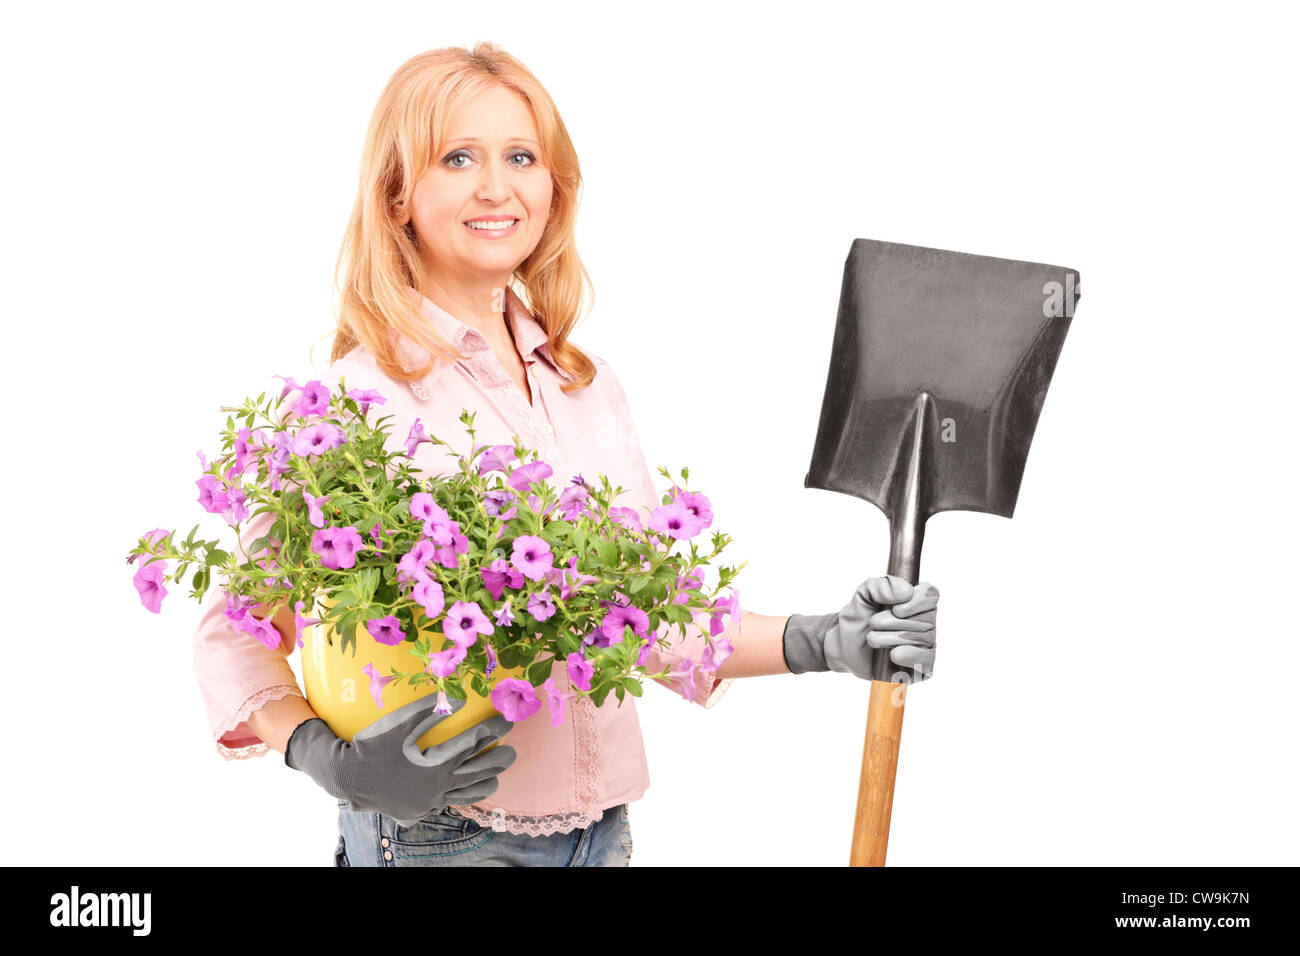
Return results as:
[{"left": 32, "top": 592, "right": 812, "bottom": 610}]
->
[
  {"left": 628, "top": 574, "right": 652, "bottom": 594},
  {"left": 622, "top": 678, "right": 643, "bottom": 697},
  {"left": 593, "top": 537, "right": 618, "bottom": 567},
  {"left": 664, "top": 605, "right": 692, "bottom": 625},
  {"left": 526, "top": 658, "right": 553, "bottom": 685}
]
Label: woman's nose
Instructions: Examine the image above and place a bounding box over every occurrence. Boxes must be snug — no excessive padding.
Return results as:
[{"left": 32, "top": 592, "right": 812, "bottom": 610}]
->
[{"left": 474, "top": 158, "right": 510, "bottom": 202}]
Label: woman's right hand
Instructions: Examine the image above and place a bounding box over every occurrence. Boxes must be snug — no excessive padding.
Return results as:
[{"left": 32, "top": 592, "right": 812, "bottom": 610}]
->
[{"left": 285, "top": 694, "right": 517, "bottom": 826}]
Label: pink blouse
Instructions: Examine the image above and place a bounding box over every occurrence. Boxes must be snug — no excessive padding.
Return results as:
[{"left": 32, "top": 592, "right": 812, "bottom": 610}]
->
[{"left": 191, "top": 287, "right": 741, "bottom": 836}]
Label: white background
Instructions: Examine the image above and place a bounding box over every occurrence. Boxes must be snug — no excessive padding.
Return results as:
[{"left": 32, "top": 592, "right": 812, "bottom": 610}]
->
[{"left": 3, "top": 0, "right": 1297, "bottom": 866}]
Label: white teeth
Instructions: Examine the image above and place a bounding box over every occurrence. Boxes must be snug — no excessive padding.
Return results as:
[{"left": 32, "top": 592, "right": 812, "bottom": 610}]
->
[{"left": 466, "top": 219, "right": 517, "bottom": 229}]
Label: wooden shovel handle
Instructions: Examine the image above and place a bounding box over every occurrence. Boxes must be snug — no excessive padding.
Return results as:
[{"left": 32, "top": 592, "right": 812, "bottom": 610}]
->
[{"left": 850, "top": 678, "right": 907, "bottom": 866}]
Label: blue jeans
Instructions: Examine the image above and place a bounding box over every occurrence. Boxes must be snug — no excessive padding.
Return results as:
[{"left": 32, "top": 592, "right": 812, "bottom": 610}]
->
[{"left": 333, "top": 800, "right": 633, "bottom": 867}]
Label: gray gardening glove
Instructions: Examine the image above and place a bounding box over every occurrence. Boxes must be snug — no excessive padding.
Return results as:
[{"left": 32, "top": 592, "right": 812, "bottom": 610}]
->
[
  {"left": 285, "top": 693, "right": 517, "bottom": 826},
  {"left": 783, "top": 575, "right": 939, "bottom": 681}
]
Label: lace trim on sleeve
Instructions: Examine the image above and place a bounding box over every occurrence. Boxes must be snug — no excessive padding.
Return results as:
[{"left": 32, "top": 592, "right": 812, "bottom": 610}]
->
[
  {"left": 212, "top": 684, "right": 304, "bottom": 761},
  {"left": 702, "top": 676, "right": 734, "bottom": 709}
]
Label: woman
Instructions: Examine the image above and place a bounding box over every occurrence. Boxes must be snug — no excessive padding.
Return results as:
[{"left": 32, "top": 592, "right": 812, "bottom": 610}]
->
[{"left": 191, "top": 42, "right": 940, "bottom": 867}]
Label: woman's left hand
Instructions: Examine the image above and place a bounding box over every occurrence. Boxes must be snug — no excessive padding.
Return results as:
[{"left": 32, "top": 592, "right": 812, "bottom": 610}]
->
[{"left": 783, "top": 576, "right": 939, "bottom": 682}]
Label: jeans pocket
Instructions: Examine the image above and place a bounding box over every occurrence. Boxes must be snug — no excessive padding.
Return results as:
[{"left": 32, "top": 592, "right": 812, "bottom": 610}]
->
[
  {"left": 391, "top": 809, "right": 486, "bottom": 847},
  {"left": 334, "top": 834, "right": 349, "bottom": 867}
]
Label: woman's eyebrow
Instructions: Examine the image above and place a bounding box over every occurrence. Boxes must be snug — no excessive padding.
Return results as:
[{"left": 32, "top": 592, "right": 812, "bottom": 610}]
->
[{"left": 444, "top": 137, "right": 540, "bottom": 148}]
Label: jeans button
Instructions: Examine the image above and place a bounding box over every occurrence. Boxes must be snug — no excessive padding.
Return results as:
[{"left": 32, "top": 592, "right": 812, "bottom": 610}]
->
[
  {"left": 381, "top": 837, "right": 389, "bottom": 848},
  {"left": 383, "top": 850, "right": 393, "bottom": 861}
]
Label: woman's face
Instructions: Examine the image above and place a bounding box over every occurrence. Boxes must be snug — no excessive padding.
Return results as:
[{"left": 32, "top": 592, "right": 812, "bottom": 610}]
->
[{"left": 402, "top": 84, "right": 554, "bottom": 290}]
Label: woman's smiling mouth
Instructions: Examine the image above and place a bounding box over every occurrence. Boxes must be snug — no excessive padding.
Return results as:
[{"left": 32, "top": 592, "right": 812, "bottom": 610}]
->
[{"left": 464, "top": 217, "right": 520, "bottom": 235}]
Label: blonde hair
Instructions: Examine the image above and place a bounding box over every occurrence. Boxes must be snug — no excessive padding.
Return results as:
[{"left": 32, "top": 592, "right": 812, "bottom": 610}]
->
[{"left": 329, "top": 42, "right": 595, "bottom": 391}]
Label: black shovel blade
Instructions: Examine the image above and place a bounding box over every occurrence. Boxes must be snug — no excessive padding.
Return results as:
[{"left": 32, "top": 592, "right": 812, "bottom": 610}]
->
[{"left": 805, "top": 238, "right": 1079, "bottom": 524}]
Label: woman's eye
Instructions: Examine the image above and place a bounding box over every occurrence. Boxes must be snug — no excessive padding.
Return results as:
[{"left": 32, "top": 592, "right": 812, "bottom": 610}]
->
[{"left": 443, "top": 149, "right": 536, "bottom": 169}]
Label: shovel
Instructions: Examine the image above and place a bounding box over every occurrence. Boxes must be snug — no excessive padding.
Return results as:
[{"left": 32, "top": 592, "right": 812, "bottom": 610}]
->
[{"left": 804, "top": 238, "right": 1080, "bottom": 866}]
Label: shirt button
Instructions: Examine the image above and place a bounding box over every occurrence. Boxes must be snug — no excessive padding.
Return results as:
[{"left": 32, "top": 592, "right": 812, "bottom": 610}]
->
[
  {"left": 380, "top": 837, "right": 389, "bottom": 848},
  {"left": 383, "top": 850, "right": 393, "bottom": 861},
  {"left": 528, "top": 365, "right": 538, "bottom": 377}
]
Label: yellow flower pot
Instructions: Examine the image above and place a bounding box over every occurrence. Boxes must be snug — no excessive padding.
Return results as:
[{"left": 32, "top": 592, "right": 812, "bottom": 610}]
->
[{"left": 299, "top": 596, "right": 523, "bottom": 751}]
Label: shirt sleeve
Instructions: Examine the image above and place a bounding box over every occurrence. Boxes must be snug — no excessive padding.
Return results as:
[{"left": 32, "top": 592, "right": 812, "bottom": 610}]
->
[
  {"left": 593, "top": 355, "right": 741, "bottom": 709},
  {"left": 191, "top": 453, "right": 305, "bottom": 762}
]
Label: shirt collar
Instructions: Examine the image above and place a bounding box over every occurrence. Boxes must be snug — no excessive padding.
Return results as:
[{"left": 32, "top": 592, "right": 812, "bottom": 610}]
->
[{"left": 397, "top": 285, "right": 573, "bottom": 382}]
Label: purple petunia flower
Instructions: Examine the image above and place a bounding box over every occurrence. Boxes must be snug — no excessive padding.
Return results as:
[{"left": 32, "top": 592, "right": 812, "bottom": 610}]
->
[
  {"left": 700, "top": 637, "right": 735, "bottom": 673},
  {"left": 636, "top": 637, "right": 655, "bottom": 667},
  {"left": 346, "top": 387, "right": 385, "bottom": 418},
  {"left": 490, "top": 678, "right": 542, "bottom": 722},
  {"left": 291, "top": 380, "right": 331, "bottom": 417},
  {"left": 493, "top": 601, "right": 515, "bottom": 627},
  {"left": 293, "top": 600, "right": 324, "bottom": 648},
  {"left": 507, "top": 460, "right": 552, "bottom": 493},
  {"left": 669, "top": 657, "right": 698, "bottom": 702},
  {"left": 222, "top": 485, "right": 249, "bottom": 525},
  {"left": 481, "top": 557, "right": 524, "bottom": 601},
  {"left": 132, "top": 561, "right": 168, "bottom": 614},
  {"left": 443, "top": 601, "right": 493, "bottom": 648},
  {"left": 409, "top": 493, "right": 451, "bottom": 538},
  {"left": 648, "top": 501, "right": 704, "bottom": 540},
  {"left": 196, "top": 474, "right": 229, "bottom": 515},
  {"left": 600, "top": 603, "right": 650, "bottom": 644},
  {"left": 510, "top": 534, "right": 554, "bottom": 582},
  {"left": 545, "top": 555, "right": 598, "bottom": 602},
  {"left": 237, "top": 609, "right": 282, "bottom": 650},
  {"left": 543, "top": 677, "right": 569, "bottom": 728},
  {"left": 566, "top": 652, "right": 593, "bottom": 692},
  {"left": 709, "top": 588, "right": 743, "bottom": 637},
  {"left": 526, "top": 589, "right": 556, "bottom": 623},
  {"left": 303, "top": 490, "right": 329, "bottom": 529},
  {"left": 272, "top": 374, "right": 300, "bottom": 400},
  {"left": 233, "top": 427, "right": 263, "bottom": 476},
  {"left": 556, "top": 484, "right": 592, "bottom": 521},
  {"left": 482, "top": 489, "right": 517, "bottom": 521},
  {"left": 362, "top": 662, "right": 396, "bottom": 709},
  {"left": 289, "top": 423, "right": 346, "bottom": 457},
  {"left": 223, "top": 591, "right": 256, "bottom": 627},
  {"left": 607, "top": 507, "right": 643, "bottom": 533},
  {"left": 432, "top": 525, "right": 469, "bottom": 570},
  {"left": 426, "top": 643, "right": 467, "bottom": 679},
  {"left": 484, "top": 643, "right": 498, "bottom": 678},
  {"left": 365, "top": 615, "right": 405, "bottom": 646},
  {"left": 673, "top": 489, "right": 714, "bottom": 530},
  {"left": 478, "top": 444, "right": 516, "bottom": 476},
  {"left": 404, "top": 418, "right": 433, "bottom": 458},
  {"left": 412, "top": 571, "right": 445, "bottom": 621},
  {"left": 397, "top": 539, "right": 437, "bottom": 588},
  {"left": 312, "top": 526, "right": 365, "bottom": 570}
]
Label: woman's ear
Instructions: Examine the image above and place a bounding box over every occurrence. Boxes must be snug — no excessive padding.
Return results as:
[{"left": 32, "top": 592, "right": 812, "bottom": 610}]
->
[{"left": 392, "top": 199, "right": 410, "bottom": 226}]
